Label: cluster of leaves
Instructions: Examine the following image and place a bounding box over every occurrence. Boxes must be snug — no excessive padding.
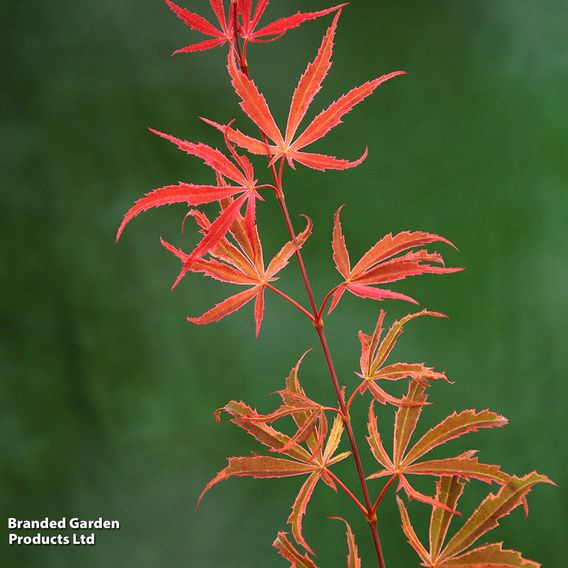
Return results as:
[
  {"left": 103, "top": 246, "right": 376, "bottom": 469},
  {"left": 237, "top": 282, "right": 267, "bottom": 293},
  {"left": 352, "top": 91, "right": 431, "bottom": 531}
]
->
[
  {"left": 199, "top": 356, "right": 350, "bottom": 553},
  {"left": 213, "top": 11, "right": 404, "bottom": 171},
  {"left": 163, "top": 204, "right": 312, "bottom": 336},
  {"left": 198, "top": 312, "right": 552, "bottom": 566},
  {"left": 117, "top": 1, "right": 553, "bottom": 566}
]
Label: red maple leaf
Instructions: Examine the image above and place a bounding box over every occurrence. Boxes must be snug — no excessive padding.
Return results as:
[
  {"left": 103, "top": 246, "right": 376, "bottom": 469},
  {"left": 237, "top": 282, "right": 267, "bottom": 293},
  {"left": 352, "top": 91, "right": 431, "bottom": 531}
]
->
[
  {"left": 328, "top": 207, "right": 462, "bottom": 312},
  {"left": 205, "top": 11, "right": 405, "bottom": 170},
  {"left": 199, "top": 357, "right": 351, "bottom": 553},
  {"left": 166, "top": 0, "right": 345, "bottom": 55},
  {"left": 163, "top": 207, "right": 312, "bottom": 336},
  {"left": 353, "top": 309, "right": 449, "bottom": 407},
  {"left": 367, "top": 380, "right": 510, "bottom": 510},
  {"left": 117, "top": 127, "right": 272, "bottom": 284}
]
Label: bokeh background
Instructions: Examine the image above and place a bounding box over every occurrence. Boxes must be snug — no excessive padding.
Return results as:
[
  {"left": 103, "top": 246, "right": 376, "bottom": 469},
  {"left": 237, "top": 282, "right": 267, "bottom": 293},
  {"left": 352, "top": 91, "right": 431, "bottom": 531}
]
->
[{"left": 3, "top": 0, "right": 567, "bottom": 566}]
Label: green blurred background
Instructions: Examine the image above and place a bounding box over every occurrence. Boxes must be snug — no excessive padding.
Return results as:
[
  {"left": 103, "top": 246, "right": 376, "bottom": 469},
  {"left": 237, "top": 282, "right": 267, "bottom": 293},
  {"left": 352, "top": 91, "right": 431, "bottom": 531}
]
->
[{"left": 3, "top": 0, "right": 567, "bottom": 566}]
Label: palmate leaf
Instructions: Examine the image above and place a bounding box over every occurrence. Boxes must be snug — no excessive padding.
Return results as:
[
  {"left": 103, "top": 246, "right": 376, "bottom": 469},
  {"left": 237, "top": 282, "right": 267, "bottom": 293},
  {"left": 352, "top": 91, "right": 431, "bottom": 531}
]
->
[
  {"left": 166, "top": 0, "right": 345, "bottom": 55},
  {"left": 201, "top": 360, "right": 350, "bottom": 552},
  {"left": 355, "top": 309, "right": 448, "bottom": 407},
  {"left": 367, "top": 380, "right": 510, "bottom": 510},
  {"left": 398, "top": 473, "right": 552, "bottom": 567},
  {"left": 329, "top": 208, "right": 462, "bottom": 312},
  {"left": 116, "top": 128, "right": 266, "bottom": 279},
  {"left": 170, "top": 213, "right": 312, "bottom": 336},
  {"left": 251, "top": 353, "right": 347, "bottom": 470},
  {"left": 220, "top": 11, "right": 405, "bottom": 171}
]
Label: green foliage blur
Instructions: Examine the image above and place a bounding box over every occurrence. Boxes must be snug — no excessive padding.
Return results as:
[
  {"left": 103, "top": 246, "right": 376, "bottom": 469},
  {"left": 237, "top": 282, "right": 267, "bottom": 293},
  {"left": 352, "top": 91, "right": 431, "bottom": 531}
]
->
[{"left": 3, "top": 1, "right": 567, "bottom": 566}]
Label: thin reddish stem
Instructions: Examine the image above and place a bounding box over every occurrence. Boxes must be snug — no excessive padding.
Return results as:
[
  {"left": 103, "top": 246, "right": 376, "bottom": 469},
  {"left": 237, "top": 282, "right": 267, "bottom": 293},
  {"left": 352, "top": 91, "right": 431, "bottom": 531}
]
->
[
  {"left": 256, "top": 183, "right": 279, "bottom": 195},
  {"left": 232, "top": 3, "right": 248, "bottom": 74},
  {"left": 372, "top": 474, "right": 398, "bottom": 514},
  {"left": 275, "top": 193, "right": 319, "bottom": 316},
  {"left": 325, "top": 470, "right": 367, "bottom": 516},
  {"left": 272, "top": 154, "right": 387, "bottom": 567},
  {"left": 318, "top": 284, "right": 341, "bottom": 319},
  {"left": 274, "top": 155, "right": 388, "bottom": 568},
  {"left": 265, "top": 283, "right": 315, "bottom": 322},
  {"left": 346, "top": 381, "right": 366, "bottom": 413}
]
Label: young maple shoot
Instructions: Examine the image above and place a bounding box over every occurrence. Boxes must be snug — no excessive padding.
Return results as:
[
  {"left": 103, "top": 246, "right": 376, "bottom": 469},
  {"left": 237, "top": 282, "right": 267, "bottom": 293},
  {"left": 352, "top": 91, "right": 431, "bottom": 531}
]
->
[{"left": 117, "top": 2, "right": 553, "bottom": 566}]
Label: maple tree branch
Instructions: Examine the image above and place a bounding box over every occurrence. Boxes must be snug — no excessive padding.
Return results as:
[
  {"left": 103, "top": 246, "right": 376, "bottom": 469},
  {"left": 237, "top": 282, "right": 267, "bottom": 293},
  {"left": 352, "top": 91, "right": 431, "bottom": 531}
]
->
[
  {"left": 120, "top": 6, "right": 553, "bottom": 567},
  {"left": 311, "top": 317, "right": 386, "bottom": 560},
  {"left": 268, "top": 147, "right": 388, "bottom": 568},
  {"left": 324, "top": 470, "right": 368, "bottom": 515},
  {"left": 265, "top": 283, "right": 315, "bottom": 322},
  {"left": 233, "top": 29, "right": 387, "bottom": 568}
]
